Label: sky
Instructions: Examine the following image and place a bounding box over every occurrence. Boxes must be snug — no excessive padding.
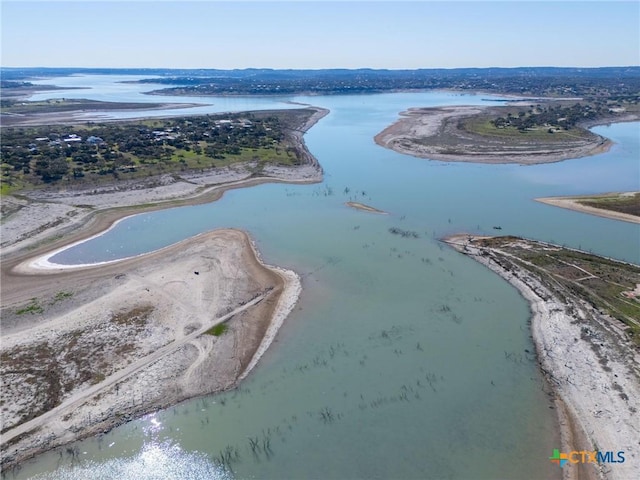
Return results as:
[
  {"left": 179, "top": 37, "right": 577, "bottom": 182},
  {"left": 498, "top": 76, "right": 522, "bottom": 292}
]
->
[{"left": 1, "top": 1, "right": 639, "bottom": 69}]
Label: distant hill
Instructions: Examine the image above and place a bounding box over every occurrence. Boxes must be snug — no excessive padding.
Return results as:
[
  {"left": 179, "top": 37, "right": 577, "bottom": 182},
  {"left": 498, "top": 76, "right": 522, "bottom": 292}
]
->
[{"left": 2, "top": 66, "right": 639, "bottom": 98}]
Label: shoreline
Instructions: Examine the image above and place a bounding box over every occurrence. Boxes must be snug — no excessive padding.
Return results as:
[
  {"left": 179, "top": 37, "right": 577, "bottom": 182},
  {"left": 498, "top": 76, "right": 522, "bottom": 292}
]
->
[
  {"left": 0, "top": 107, "right": 328, "bottom": 471},
  {"left": 536, "top": 194, "right": 640, "bottom": 225},
  {"left": 374, "top": 105, "right": 638, "bottom": 165},
  {"left": 0, "top": 229, "right": 300, "bottom": 471},
  {"left": 0, "top": 102, "right": 207, "bottom": 128},
  {"left": 443, "top": 235, "right": 640, "bottom": 480},
  {"left": 0, "top": 107, "right": 329, "bottom": 261}
]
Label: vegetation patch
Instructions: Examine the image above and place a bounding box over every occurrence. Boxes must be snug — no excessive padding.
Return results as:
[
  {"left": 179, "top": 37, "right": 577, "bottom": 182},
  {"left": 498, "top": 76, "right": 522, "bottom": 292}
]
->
[
  {"left": 205, "top": 323, "right": 229, "bottom": 336},
  {"left": 472, "top": 237, "right": 640, "bottom": 345},
  {"left": 578, "top": 192, "right": 640, "bottom": 217},
  {"left": 15, "top": 298, "right": 44, "bottom": 315},
  {"left": 388, "top": 227, "right": 420, "bottom": 238},
  {"left": 52, "top": 291, "right": 73, "bottom": 304},
  {"left": 0, "top": 109, "right": 314, "bottom": 190},
  {"left": 110, "top": 305, "right": 154, "bottom": 326}
]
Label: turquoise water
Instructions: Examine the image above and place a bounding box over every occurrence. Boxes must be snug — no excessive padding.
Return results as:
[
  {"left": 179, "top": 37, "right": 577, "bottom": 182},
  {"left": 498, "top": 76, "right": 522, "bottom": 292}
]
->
[{"left": 8, "top": 77, "right": 640, "bottom": 479}]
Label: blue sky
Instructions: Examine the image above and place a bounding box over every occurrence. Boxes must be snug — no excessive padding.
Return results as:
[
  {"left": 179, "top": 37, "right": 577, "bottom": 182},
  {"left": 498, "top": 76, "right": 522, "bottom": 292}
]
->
[{"left": 1, "top": 1, "right": 638, "bottom": 69}]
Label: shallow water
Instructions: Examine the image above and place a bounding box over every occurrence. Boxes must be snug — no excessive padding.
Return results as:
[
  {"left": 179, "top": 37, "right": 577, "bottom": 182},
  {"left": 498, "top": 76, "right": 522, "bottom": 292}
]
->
[{"left": 7, "top": 76, "right": 639, "bottom": 479}]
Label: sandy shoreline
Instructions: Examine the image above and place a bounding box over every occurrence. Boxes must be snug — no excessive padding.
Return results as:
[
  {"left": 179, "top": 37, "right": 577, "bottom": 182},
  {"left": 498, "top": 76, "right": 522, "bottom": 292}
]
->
[
  {"left": 0, "top": 229, "right": 300, "bottom": 471},
  {"left": 444, "top": 235, "right": 640, "bottom": 480},
  {"left": 0, "top": 102, "right": 206, "bottom": 127},
  {"left": 536, "top": 195, "right": 640, "bottom": 225},
  {"left": 374, "top": 105, "right": 638, "bottom": 165},
  {"left": 0, "top": 107, "right": 327, "bottom": 471}
]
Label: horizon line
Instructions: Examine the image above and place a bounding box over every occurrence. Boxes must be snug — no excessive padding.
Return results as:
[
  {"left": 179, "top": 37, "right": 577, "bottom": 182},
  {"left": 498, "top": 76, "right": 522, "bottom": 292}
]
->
[{"left": 3, "top": 65, "right": 640, "bottom": 71}]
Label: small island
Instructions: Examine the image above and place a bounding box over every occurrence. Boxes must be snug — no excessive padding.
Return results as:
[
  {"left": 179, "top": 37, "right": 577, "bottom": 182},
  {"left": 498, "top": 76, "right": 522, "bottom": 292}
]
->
[{"left": 345, "top": 201, "right": 388, "bottom": 214}]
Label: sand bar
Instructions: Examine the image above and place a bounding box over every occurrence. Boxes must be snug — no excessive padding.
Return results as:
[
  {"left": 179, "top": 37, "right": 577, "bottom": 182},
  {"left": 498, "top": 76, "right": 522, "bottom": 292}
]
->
[
  {"left": 345, "top": 201, "right": 388, "bottom": 214},
  {"left": 536, "top": 193, "right": 640, "bottom": 225}
]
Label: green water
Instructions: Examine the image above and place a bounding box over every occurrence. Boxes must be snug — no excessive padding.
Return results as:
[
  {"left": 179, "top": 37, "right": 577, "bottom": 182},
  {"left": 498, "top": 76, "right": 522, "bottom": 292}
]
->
[{"left": 6, "top": 78, "right": 639, "bottom": 479}]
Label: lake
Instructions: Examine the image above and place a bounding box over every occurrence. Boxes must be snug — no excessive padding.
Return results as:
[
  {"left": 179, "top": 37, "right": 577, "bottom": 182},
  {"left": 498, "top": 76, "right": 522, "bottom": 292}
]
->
[{"left": 8, "top": 75, "right": 639, "bottom": 479}]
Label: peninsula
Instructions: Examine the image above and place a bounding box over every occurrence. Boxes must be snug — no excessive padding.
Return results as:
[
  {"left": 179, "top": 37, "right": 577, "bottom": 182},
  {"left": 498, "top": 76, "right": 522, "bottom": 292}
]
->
[
  {"left": 443, "top": 235, "right": 640, "bottom": 480},
  {"left": 375, "top": 102, "right": 640, "bottom": 165},
  {"left": 0, "top": 106, "right": 327, "bottom": 470},
  {"left": 537, "top": 192, "right": 640, "bottom": 224}
]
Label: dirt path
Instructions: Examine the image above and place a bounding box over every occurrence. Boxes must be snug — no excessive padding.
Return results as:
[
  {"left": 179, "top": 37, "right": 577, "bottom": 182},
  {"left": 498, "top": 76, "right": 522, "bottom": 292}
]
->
[
  {"left": 444, "top": 235, "right": 640, "bottom": 480},
  {"left": 0, "top": 229, "right": 302, "bottom": 471},
  {"left": 1, "top": 292, "right": 268, "bottom": 446}
]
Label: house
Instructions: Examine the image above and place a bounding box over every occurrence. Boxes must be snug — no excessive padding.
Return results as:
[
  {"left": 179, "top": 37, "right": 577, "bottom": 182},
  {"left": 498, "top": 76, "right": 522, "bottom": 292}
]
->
[
  {"left": 86, "top": 136, "right": 105, "bottom": 145},
  {"left": 63, "top": 134, "right": 82, "bottom": 143}
]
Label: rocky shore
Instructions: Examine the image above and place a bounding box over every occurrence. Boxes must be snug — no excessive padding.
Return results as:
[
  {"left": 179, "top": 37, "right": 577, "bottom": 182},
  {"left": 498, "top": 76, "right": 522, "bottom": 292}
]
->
[{"left": 444, "top": 235, "right": 640, "bottom": 480}]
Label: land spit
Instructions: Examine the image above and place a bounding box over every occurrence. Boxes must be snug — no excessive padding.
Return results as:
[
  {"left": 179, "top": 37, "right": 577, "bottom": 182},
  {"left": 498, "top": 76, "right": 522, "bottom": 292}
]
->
[
  {"left": 444, "top": 235, "right": 640, "bottom": 480},
  {"left": 0, "top": 107, "right": 329, "bottom": 257},
  {"left": 1, "top": 229, "right": 300, "bottom": 471},
  {"left": 537, "top": 193, "right": 640, "bottom": 225},
  {"left": 374, "top": 105, "right": 639, "bottom": 164}
]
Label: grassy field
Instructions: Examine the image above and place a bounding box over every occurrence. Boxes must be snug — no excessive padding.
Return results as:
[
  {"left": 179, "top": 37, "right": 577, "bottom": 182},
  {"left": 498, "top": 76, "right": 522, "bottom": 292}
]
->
[
  {"left": 577, "top": 192, "right": 640, "bottom": 217},
  {"left": 475, "top": 236, "right": 640, "bottom": 345},
  {"left": 462, "top": 115, "right": 593, "bottom": 142},
  {"left": 167, "top": 144, "right": 297, "bottom": 169}
]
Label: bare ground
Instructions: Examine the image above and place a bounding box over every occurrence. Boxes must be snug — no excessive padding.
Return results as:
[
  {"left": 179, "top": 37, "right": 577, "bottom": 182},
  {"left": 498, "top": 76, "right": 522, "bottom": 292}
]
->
[{"left": 0, "top": 229, "right": 300, "bottom": 471}]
